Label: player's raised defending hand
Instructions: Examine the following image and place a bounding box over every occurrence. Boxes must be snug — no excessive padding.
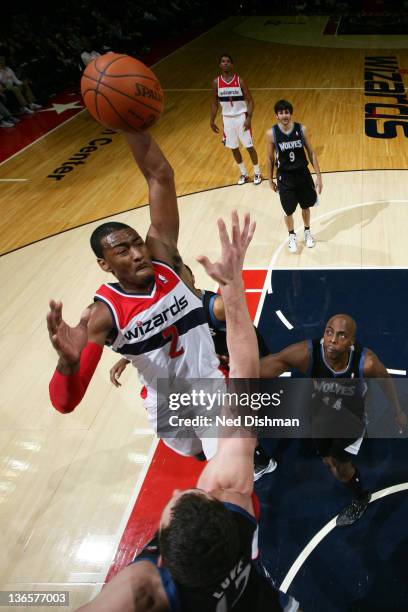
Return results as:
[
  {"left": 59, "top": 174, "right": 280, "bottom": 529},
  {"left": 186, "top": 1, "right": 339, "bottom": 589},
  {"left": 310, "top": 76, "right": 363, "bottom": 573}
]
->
[
  {"left": 196, "top": 211, "right": 255, "bottom": 287},
  {"left": 197, "top": 210, "right": 258, "bottom": 382},
  {"left": 47, "top": 300, "right": 90, "bottom": 371}
]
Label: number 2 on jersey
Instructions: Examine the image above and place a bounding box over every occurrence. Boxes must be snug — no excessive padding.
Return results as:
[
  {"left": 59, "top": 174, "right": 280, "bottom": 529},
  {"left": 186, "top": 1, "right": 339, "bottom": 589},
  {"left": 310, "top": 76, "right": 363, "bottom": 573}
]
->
[{"left": 162, "top": 325, "right": 184, "bottom": 358}]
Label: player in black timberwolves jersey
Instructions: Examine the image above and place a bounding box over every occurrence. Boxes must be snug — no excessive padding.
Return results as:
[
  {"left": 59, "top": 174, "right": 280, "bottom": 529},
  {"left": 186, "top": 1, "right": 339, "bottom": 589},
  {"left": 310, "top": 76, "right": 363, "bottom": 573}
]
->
[
  {"left": 260, "top": 314, "right": 406, "bottom": 526},
  {"left": 266, "top": 99, "right": 323, "bottom": 254},
  {"left": 77, "top": 213, "right": 301, "bottom": 612}
]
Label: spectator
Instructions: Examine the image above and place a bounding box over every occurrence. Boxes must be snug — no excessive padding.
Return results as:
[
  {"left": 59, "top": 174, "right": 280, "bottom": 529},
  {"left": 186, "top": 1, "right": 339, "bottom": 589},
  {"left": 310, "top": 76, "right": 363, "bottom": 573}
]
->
[
  {"left": 0, "top": 96, "right": 19, "bottom": 127},
  {"left": 80, "top": 38, "right": 101, "bottom": 68},
  {"left": 0, "top": 56, "right": 41, "bottom": 115}
]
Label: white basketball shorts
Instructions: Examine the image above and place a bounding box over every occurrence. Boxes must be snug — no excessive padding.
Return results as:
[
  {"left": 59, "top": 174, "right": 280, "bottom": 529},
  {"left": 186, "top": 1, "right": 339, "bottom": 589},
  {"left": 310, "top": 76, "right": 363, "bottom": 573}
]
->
[{"left": 222, "top": 113, "right": 254, "bottom": 149}]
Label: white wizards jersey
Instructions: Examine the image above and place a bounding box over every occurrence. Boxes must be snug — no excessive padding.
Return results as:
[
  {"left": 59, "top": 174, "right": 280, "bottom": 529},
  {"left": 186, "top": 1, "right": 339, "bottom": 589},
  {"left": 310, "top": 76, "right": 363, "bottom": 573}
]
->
[
  {"left": 217, "top": 74, "right": 247, "bottom": 117},
  {"left": 94, "top": 261, "right": 222, "bottom": 421}
]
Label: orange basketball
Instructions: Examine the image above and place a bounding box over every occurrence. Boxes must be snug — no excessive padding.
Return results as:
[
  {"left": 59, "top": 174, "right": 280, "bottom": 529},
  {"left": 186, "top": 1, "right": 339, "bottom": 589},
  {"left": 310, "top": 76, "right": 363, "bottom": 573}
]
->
[{"left": 80, "top": 53, "right": 164, "bottom": 132}]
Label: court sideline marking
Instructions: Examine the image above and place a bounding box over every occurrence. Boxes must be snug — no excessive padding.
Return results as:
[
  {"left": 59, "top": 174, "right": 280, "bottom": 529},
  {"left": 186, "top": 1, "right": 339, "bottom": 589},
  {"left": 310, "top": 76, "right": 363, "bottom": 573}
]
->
[
  {"left": 279, "top": 482, "right": 408, "bottom": 593},
  {"left": 88, "top": 438, "right": 159, "bottom": 597},
  {"left": 255, "top": 199, "right": 408, "bottom": 318}
]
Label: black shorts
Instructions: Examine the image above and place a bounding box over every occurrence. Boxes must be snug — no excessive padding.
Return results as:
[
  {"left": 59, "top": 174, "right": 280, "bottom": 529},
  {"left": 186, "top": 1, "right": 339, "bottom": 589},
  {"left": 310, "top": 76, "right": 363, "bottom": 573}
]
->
[
  {"left": 314, "top": 437, "right": 364, "bottom": 463},
  {"left": 277, "top": 167, "right": 317, "bottom": 216}
]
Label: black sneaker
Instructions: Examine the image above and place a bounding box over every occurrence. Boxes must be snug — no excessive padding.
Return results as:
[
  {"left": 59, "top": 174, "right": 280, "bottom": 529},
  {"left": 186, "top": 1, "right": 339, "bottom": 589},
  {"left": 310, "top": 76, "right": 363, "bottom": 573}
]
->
[
  {"left": 254, "top": 458, "right": 277, "bottom": 482},
  {"left": 336, "top": 493, "right": 372, "bottom": 527}
]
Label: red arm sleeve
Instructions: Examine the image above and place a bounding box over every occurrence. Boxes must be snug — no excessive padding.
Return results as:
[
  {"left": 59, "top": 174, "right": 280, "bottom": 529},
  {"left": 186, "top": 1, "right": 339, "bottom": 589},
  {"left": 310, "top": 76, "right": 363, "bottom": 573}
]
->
[{"left": 49, "top": 342, "right": 103, "bottom": 413}]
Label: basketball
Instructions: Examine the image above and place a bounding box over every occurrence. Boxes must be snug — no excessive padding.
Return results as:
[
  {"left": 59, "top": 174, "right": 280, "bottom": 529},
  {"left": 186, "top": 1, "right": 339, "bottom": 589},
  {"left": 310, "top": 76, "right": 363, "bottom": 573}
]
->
[{"left": 80, "top": 53, "right": 164, "bottom": 132}]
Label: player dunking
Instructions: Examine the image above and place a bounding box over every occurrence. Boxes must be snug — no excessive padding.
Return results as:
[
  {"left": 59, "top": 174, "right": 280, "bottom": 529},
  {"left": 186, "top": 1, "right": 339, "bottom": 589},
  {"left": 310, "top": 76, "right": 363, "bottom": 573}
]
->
[
  {"left": 267, "top": 99, "right": 322, "bottom": 253},
  {"left": 77, "top": 212, "right": 301, "bottom": 612},
  {"left": 47, "top": 130, "right": 223, "bottom": 460},
  {"left": 210, "top": 54, "right": 262, "bottom": 185}
]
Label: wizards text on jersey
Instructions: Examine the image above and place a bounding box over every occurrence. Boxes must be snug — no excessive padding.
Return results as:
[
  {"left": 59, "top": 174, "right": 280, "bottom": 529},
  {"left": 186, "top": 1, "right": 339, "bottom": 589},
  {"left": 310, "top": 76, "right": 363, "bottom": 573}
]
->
[{"left": 124, "top": 294, "right": 188, "bottom": 340}]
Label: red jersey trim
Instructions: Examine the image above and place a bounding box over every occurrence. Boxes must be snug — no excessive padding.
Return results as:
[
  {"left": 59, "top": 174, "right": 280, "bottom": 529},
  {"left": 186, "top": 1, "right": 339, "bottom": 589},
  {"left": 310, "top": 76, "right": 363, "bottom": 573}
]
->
[{"left": 94, "top": 262, "right": 181, "bottom": 330}]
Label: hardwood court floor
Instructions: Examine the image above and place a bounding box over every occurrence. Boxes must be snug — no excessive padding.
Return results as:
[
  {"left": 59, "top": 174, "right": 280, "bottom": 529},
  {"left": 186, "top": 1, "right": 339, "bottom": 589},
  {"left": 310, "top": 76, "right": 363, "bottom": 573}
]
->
[
  {"left": 1, "top": 14, "right": 408, "bottom": 611},
  {"left": 1, "top": 16, "right": 408, "bottom": 254}
]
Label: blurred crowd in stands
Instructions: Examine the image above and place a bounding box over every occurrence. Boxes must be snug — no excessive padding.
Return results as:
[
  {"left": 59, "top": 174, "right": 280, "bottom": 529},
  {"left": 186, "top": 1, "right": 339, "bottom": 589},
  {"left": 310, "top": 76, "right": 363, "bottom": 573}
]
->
[
  {"left": 0, "top": 0, "right": 218, "bottom": 128},
  {"left": 1, "top": 0, "right": 407, "bottom": 129},
  {"left": 242, "top": 0, "right": 408, "bottom": 14}
]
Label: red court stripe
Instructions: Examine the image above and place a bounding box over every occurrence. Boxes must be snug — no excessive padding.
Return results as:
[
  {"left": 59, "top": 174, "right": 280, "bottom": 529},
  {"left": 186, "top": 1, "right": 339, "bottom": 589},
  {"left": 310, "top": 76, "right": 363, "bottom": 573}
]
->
[
  {"left": 245, "top": 291, "right": 263, "bottom": 320},
  {"left": 242, "top": 269, "right": 267, "bottom": 290},
  {"left": 106, "top": 441, "right": 204, "bottom": 581}
]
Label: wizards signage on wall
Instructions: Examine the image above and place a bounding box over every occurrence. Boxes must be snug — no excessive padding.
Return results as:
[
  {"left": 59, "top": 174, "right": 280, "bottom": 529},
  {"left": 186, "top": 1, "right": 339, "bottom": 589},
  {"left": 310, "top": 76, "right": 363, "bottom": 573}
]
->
[{"left": 365, "top": 56, "right": 408, "bottom": 139}]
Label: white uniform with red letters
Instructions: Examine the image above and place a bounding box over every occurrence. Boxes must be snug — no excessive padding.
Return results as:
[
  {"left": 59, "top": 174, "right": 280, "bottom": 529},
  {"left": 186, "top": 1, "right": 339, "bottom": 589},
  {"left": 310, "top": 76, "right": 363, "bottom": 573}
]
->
[
  {"left": 94, "top": 261, "right": 221, "bottom": 457},
  {"left": 217, "top": 74, "right": 253, "bottom": 149}
]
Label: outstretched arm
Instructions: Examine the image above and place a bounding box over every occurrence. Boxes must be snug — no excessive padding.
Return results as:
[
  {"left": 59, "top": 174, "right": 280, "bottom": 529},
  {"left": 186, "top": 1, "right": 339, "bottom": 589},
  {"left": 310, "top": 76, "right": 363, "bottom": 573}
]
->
[
  {"left": 364, "top": 350, "right": 407, "bottom": 432},
  {"left": 197, "top": 212, "right": 258, "bottom": 505},
  {"left": 260, "top": 341, "right": 310, "bottom": 378},
  {"left": 197, "top": 211, "right": 258, "bottom": 379},
  {"left": 124, "top": 132, "right": 179, "bottom": 259},
  {"left": 47, "top": 300, "right": 112, "bottom": 413}
]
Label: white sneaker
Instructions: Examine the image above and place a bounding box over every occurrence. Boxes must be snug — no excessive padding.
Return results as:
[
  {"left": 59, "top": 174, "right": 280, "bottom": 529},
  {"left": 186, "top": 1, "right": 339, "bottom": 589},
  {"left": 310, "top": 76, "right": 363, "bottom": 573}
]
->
[
  {"left": 253, "top": 172, "right": 262, "bottom": 185},
  {"left": 29, "top": 102, "right": 42, "bottom": 110},
  {"left": 304, "top": 229, "right": 315, "bottom": 248},
  {"left": 0, "top": 120, "right": 14, "bottom": 127},
  {"left": 288, "top": 233, "right": 297, "bottom": 253},
  {"left": 254, "top": 458, "right": 278, "bottom": 481},
  {"left": 237, "top": 174, "right": 249, "bottom": 185},
  {"left": 21, "top": 106, "right": 34, "bottom": 114}
]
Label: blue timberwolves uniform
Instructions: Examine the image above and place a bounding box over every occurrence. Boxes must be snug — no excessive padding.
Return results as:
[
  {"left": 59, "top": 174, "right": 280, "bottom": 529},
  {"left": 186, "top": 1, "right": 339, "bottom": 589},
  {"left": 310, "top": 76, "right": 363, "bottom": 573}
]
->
[
  {"left": 202, "top": 289, "right": 269, "bottom": 358},
  {"left": 134, "top": 503, "right": 299, "bottom": 611},
  {"left": 272, "top": 121, "right": 317, "bottom": 216},
  {"left": 308, "top": 338, "right": 367, "bottom": 461}
]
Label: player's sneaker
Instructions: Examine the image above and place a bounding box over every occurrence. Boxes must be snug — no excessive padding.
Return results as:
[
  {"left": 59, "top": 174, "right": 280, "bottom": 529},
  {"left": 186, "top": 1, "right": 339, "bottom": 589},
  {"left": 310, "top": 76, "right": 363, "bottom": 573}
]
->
[
  {"left": 253, "top": 173, "right": 262, "bottom": 185},
  {"left": 254, "top": 458, "right": 277, "bottom": 481},
  {"left": 237, "top": 174, "right": 249, "bottom": 185},
  {"left": 288, "top": 233, "right": 297, "bottom": 253},
  {"left": 304, "top": 229, "right": 315, "bottom": 248},
  {"left": 336, "top": 493, "right": 371, "bottom": 527}
]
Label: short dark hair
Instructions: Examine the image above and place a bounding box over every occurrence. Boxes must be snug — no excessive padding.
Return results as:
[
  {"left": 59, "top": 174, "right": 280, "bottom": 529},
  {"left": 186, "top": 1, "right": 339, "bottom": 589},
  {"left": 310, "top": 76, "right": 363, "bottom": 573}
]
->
[
  {"left": 159, "top": 492, "right": 239, "bottom": 587},
  {"left": 274, "top": 99, "right": 293, "bottom": 115},
  {"left": 219, "top": 53, "right": 233, "bottom": 63},
  {"left": 90, "top": 222, "right": 132, "bottom": 258}
]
